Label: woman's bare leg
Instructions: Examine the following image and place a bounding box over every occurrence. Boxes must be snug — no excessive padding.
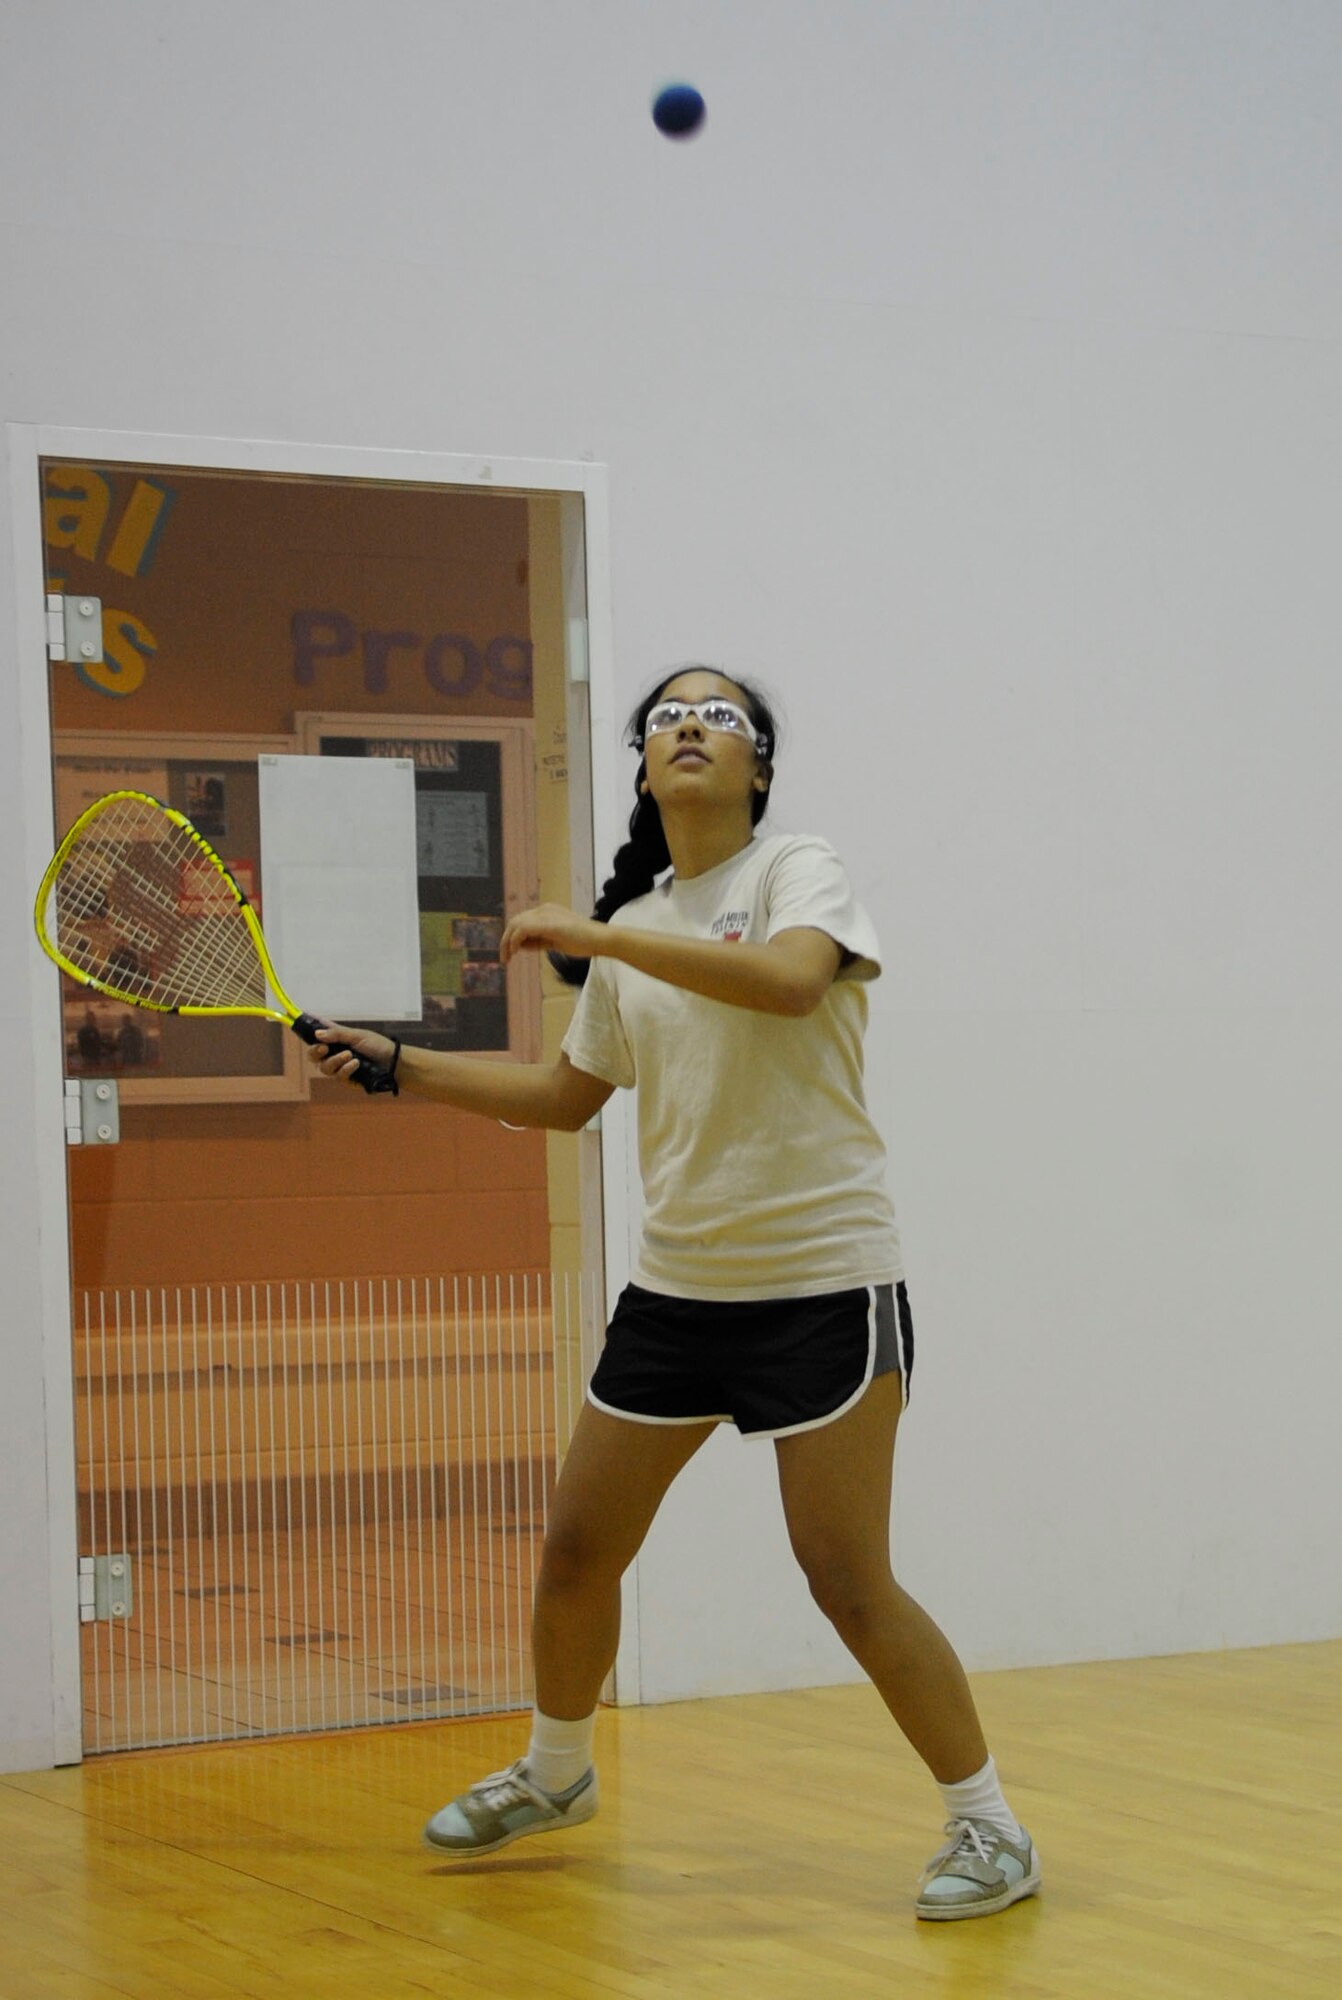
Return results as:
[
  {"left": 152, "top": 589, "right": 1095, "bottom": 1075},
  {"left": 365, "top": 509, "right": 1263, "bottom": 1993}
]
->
[
  {"left": 534, "top": 1402, "right": 719, "bottom": 1719},
  {"left": 774, "top": 1374, "right": 989, "bottom": 1784}
]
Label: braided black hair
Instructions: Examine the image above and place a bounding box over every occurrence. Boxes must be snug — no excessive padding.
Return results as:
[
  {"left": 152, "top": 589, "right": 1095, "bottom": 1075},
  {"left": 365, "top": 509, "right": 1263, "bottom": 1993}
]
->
[{"left": 549, "top": 667, "right": 781, "bottom": 986}]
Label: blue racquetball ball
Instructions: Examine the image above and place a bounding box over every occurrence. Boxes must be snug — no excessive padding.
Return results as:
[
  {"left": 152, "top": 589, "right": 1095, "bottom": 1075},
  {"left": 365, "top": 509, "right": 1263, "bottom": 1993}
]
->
[{"left": 652, "top": 83, "right": 706, "bottom": 138}]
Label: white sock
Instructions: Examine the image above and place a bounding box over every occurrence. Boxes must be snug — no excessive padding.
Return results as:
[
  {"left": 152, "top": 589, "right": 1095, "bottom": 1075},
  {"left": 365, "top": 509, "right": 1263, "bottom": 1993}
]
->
[
  {"left": 936, "top": 1755, "right": 1024, "bottom": 1844},
  {"left": 524, "top": 1708, "right": 596, "bottom": 1795}
]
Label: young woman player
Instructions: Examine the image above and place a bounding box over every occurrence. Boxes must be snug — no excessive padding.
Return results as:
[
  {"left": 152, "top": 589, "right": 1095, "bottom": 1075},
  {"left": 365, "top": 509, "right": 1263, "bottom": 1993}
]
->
[{"left": 311, "top": 665, "right": 1041, "bottom": 1921}]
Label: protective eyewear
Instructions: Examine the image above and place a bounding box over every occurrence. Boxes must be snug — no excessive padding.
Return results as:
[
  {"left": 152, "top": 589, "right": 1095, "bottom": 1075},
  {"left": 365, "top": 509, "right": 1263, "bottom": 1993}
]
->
[{"left": 642, "top": 698, "right": 765, "bottom": 750}]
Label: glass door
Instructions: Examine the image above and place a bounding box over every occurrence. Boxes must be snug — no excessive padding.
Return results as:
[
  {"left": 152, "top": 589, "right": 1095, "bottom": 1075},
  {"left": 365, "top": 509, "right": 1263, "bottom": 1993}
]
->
[{"left": 41, "top": 459, "right": 603, "bottom": 1750}]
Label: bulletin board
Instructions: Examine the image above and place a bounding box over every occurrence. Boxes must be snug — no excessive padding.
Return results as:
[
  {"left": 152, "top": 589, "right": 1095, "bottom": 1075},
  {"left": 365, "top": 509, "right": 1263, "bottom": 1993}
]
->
[
  {"left": 50, "top": 731, "right": 308, "bottom": 1103},
  {"left": 294, "top": 714, "right": 540, "bottom": 1062}
]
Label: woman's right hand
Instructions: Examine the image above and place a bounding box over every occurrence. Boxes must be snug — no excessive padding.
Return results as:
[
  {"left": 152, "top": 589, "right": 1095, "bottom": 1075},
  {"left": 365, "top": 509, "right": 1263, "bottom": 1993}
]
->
[{"left": 308, "top": 1021, "right": 399, "bottom": 1085}]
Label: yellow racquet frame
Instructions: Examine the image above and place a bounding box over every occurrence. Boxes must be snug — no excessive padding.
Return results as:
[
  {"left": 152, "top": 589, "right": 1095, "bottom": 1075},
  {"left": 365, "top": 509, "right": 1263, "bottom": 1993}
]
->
[
  {"left": 34, "top": 789, "right": 303, "bottom": 1022},
  {"left": 34, "top": 789, "right": 399, "bottom": 1094}
]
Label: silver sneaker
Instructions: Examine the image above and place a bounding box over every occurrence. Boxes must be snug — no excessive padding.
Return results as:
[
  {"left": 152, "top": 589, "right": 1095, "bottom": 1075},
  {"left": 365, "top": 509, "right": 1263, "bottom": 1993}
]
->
[
  {"left": 916, "top": 1817, "right": 1042, "bottom": 1920},
  {"left": 423, "top": 1758, "right": 598, "bottom": 1858}
]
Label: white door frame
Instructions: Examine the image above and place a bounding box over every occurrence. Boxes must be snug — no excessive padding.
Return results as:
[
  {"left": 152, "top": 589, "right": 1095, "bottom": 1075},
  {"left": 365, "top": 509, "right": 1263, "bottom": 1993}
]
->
[{"left": 7, "top": 424, "right": 637, "bottom": 1756}]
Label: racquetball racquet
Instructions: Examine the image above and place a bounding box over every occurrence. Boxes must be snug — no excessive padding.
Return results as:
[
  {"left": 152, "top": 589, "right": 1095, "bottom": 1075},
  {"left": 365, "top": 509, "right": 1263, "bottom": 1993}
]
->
[{"left": 33, "top": 789, "right": 398, "bottom": 1093}]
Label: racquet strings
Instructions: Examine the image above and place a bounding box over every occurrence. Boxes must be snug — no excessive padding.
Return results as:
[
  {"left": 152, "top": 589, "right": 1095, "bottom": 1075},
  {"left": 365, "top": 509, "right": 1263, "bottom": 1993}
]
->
[{"left": 43, "top": 793, "right": 272, "bottom": 1014}]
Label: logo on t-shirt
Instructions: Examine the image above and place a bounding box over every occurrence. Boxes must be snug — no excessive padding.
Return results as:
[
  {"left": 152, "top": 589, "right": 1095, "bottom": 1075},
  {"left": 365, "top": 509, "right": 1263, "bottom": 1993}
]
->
[{"left": 711, "top": 907, "right": 750, "bottom": 943}]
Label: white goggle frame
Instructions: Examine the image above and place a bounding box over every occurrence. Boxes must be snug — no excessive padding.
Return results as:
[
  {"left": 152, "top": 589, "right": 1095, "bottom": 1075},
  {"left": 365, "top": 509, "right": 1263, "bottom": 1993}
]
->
[{"left": 642, "top": 698, "right": 766, "bottom": 752}]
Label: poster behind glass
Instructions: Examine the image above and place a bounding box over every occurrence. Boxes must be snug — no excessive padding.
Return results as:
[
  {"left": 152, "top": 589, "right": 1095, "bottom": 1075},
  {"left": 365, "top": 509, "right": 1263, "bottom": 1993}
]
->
[
  {"left": 55, "top": 755, "right": 285, "bottom": 1083},
  {"left": 317, "top": 735, "right": 509, "bottom": 1053}
]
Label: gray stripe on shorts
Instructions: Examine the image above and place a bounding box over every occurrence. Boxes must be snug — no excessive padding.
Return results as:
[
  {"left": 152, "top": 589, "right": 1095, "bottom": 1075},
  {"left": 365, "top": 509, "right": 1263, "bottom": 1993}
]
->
[{"left": 871, "top": 1283, "right": 910, "bottom": 1409}]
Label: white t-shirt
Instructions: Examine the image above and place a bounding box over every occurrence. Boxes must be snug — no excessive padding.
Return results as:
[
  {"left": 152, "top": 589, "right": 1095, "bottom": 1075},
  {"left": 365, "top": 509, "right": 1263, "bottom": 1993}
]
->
[{"left": 562, "top": 832, "right": 904, "bottom": 1300}]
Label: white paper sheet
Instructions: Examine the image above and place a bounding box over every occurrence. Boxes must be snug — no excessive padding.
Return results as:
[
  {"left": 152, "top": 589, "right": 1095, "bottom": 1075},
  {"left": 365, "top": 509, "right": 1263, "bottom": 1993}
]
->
[{"left": 257, "top": 754, "right": 422, "bottom": 1020}]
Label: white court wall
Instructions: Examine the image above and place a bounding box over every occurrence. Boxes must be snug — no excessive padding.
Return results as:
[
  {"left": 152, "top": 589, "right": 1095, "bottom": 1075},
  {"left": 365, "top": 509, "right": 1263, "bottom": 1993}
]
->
[{"left": 2, "top": 1, "right": 1340, "bottom": 1762}]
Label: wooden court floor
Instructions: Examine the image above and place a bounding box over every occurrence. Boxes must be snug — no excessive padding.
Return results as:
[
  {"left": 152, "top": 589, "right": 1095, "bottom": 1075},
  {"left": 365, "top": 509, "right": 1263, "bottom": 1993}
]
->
[{"left": 1, "top": 1639, "right": 1338, "bottom": 1999}]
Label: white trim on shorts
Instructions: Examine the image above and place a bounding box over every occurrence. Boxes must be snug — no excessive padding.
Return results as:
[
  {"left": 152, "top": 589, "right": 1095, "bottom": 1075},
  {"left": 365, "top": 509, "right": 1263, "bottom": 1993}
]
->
[{"left": 585, "top": 1390, "right": 733, "bottom": 1428}]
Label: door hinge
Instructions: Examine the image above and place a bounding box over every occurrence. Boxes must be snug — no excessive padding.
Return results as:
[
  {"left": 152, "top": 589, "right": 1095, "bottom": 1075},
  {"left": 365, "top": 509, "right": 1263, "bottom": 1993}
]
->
[
  {"left": 78, "top": 1555, "right": 133, "bottom": 1624},
  {"left": 64, "top": 1077, "right": 120, "bottom": 1146},
  {"left": 47, "top": 593, "right": 104, "bottom": 664}
]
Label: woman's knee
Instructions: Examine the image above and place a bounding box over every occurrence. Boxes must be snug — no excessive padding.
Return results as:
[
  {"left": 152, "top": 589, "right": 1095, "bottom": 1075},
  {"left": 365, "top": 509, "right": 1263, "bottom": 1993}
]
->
[
  {"left": 795, "top": 1546, "right": 896, "bottom": 1632},
  {"left": 538, "top": 1516, "right": 626, "bottom": 1594}
]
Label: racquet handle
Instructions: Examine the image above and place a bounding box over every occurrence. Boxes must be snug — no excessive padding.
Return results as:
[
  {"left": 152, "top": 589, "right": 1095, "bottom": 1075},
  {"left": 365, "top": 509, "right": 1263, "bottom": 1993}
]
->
[{"left": 291, "top": 1014, "right": 400, "bottom": 1095}]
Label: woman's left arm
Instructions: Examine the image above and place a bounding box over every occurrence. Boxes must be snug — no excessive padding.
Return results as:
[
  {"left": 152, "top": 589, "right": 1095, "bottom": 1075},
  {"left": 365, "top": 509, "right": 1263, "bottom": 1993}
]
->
[{"left": 500, "top": 906, "right": 841, "bottom": 1016}]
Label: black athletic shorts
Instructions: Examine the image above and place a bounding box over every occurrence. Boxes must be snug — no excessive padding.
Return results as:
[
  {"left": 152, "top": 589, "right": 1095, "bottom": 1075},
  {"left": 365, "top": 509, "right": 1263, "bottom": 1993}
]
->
[{"left": 587, "top": 1280, "right": 914, "bottom": 1440}]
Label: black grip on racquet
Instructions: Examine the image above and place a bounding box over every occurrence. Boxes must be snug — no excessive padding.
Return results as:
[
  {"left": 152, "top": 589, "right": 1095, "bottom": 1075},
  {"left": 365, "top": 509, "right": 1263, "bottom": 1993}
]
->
[{"left": 291, "top": 1013, "right": 400, "bottom": 1095}]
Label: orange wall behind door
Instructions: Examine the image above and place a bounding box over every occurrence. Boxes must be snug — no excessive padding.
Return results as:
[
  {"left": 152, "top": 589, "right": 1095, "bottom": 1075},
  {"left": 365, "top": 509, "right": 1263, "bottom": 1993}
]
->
[
  {"left": 46, "top": 466, "right": 537, "bottom": 732},
  {"left": 67, "top": 1097, "right": 548, "bottom": 1289},
  {"left": 48, "top": 466, "right": 550, "bottom": 1290}
]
